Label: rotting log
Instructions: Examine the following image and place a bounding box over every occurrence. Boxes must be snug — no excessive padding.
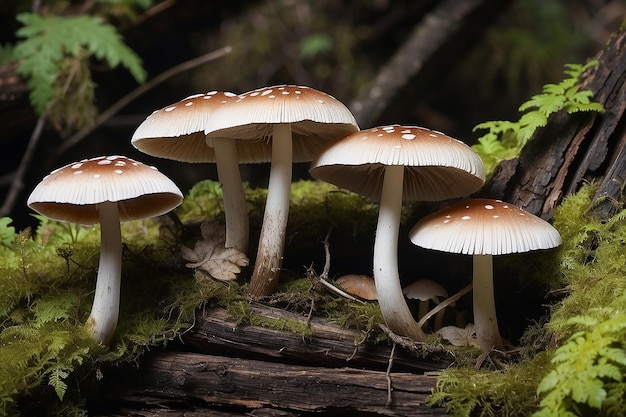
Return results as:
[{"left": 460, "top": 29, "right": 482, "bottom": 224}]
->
[
  {"left": 94, "top": 351, "right": 444, "bottom": 417},
  {"left": 183, "top": 302, "right": 451, "bottom": 372},
  {"left": 483, "top": 29, "right": 626, "bottom": 222},
  {"left": 91, "top": 303, "right": 450, "bottom": 416}
]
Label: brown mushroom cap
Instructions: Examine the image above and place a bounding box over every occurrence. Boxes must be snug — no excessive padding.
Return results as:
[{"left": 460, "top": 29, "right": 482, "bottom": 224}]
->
[
  {"left": 309, "top": 125, "right": 485, "bottom": 201},
  {"left": 27, "top": 155, "right": 183, "bottom": 225},
  {"left": 204, "top": 85, "right": 359, "bottom": 162},
  {"left": 335, "top": 274, "right": 378, "bottom": 301},
  {"left": 131, "top": 91, "right": 239, "bottom": 163},
  {"left": 409, "top": 198, "right": 562, "bottom": 255}
]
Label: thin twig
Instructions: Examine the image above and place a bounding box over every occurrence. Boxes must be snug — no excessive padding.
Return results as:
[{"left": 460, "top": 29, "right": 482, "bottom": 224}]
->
[
  {"left": 54, "top": 45, "right": 233, "bottom": 158},
  {"left": 321, "top": 226, "right": 333, "bottom": 280},
  {"left": 385, "top": 342, "right": 396, "bottom": 406},
  {"left": 0, "top": 105, "right": 50, "bottom": 217}
]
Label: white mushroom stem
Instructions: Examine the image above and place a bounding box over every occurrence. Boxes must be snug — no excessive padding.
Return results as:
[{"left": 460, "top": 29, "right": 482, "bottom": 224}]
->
[
  {"left": 473, "top": 254, "right": 504, "bottom": 352},
  {"left": 86, "top": 201, "right": 122, "bottom": 345},
  {"left": 248, "top": 124, "right": 292, "bottom": 296},
  {"left": 374, "top": 165, "right": 426, "bottom": 341},
  {"left": 213, "top": 137, "right": 249, "bottom": 253}
]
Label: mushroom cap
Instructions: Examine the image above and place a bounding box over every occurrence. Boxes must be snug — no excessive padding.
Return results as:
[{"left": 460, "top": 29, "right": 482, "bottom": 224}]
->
[
  {"left": 403, "top": 279, "right": 448, "bottom": 301},
  {"left": 335, "top": 274, "right": 378, "bottom": 301},
  {"left": 409, "top": 198, "right": 562, "bottom": 256},
  {"left": 309, "top": 125, "right": 485, "bottom": 201},
  {"left": 203, "top": 85, "right": 359, "bottom": 163},
  {"left": 131, "top": 91, "right": 239, "bottom": 163},
  {"left": 28, "top": 155, "right": 183, "bottom": 225}
]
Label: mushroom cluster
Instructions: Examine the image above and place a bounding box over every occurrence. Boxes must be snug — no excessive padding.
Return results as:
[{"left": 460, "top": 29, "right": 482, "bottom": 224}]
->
[
  {"left": 310, "top": 125, "right": 485, "bottom": 341},
  {"left": 132, "top": 85, "right": 359, "bottom": 297},
  {"left": 25, "top": 84, "right": 562, "bottom": 352}
]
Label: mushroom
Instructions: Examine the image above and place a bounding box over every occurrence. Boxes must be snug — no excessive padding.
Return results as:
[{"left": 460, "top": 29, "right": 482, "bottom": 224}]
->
[
  {"left": 131, "top": 91, "right": 251, "bottom": 253},
  {"left": 309, "top": 125, "right": 485, "bottom": 341},
  {"left": 204, "top": 85, "right": 358, "bottom": 297},
  {"left": 403, "top": 278, "right": 448, "bottom": 330},
  {"left": 408, "top": 198, "right": 562, "bottom": 352},
  {"left": 335, "top": 274, "right": 378, "bottom": 301},
  {"left": 27, "top": 156, "right": 183, "bottom": 345}
]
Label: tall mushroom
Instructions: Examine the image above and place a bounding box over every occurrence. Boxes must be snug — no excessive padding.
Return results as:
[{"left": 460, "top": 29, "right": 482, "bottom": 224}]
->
[
  {"left": 131, "top": 91, "right": 251, "bottom": 253},
  {"left": 408, "top": 198, "right": 562, "bottom": 352},
  {"left": 27, "top": 156, "right": 183, "bottom": 345},
  {"left": 310, "top": 125, "right": 485, "bottom": 341},
  {"left": 205, "top": 85, "right": 359, "bottom": 297}
]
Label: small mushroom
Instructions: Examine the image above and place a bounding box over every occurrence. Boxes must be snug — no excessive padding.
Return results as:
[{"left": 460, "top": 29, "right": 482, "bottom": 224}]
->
[
  {"left": 409, "top": 198, "right": 562, "bottom": 352},
  {"left": 403, "top": 279, "right": 448, "bottom": 330},
  {"left": 205, "top": 85, "right": 359, "bottom": 297},
  {"left": 335, "top": 274, "right": 378, "bottom": 301},
  {"left": 27, "top": 156, "right": 183, "bottom": 345},
  {"left": 310, "top": 125, "right": 485, "bottom": 341}
]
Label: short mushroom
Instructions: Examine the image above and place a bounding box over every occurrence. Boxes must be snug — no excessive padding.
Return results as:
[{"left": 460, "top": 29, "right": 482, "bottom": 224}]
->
[
  {"left": 403, "top": 278, "right": 448, "bottom": 330},
  {"left": 27, "top": 156, "right": 183, "bottom": 345},
  {"left": 131, "top": 91, "right": 251, "bottom": 253},
  {"left": 408, "top": 198, "right": 562, "bottom": 352},
  {"left": 335, "top": 274, "right": 378, "bottom": 301},
  {"left": 310, "top": 125, "right": 485, "bottom": 341},
  {"left": 205, "top": 85, "right": 359, "bottom": 297}
]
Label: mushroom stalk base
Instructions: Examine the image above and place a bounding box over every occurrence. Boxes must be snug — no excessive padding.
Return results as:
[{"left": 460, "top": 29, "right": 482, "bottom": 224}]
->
[
  {"left": 248, "top": 124, "right": 292, "bottom": 297},
  {"left": 86, "top": 201, "right": 122, "bottom": 345},
  {"left": 473, "top": 254, "right": 503, "bottom": 352},
  {"left": 374, "top": 165, "right": 425, "bottom": 341},
  {"left": 213, "top": 137, "right": 249, "bottom": 253}
]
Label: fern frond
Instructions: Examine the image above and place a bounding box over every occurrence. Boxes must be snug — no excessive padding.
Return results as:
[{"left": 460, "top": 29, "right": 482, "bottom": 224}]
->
[
  {"left": 472, "top": 60, "right": 604, "bottom": 179},
  {"left": 13, "top": 13, "right": 146, "bottom": 114}
]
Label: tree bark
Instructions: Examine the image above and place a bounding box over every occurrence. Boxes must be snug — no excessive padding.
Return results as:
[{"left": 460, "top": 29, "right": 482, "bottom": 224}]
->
[{"left": 483, "top": 29, "right": 626, "bottom": 221}]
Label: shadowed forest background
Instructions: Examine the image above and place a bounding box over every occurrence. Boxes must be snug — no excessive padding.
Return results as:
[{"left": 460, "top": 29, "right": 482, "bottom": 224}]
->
[{"left": 1, "top": 0, "right": 623, "bottom": 231}]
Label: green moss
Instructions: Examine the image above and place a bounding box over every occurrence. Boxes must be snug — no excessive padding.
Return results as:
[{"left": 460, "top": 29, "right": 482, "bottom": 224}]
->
[{"left": 429, "top": 351, "right": 552, "bottom": 416}]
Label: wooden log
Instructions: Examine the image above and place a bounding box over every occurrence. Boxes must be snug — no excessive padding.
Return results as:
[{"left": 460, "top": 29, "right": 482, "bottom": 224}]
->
[
  {"left": 94, "top": 351, "right": 445, "bottom": 416},
  {"left": 183, "top": 303, "right": 451, "bottom": 372}
]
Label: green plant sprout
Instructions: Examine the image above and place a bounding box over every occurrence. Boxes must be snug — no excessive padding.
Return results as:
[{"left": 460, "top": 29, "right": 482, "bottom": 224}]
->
[{"left": 472, "top": 60, "right": 604, "bottom": 177}]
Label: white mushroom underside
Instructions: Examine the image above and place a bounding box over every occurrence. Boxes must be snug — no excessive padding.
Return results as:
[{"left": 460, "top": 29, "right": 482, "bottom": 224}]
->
[{"left": 410, "top": 200, "right": 562, "bottom": 255}]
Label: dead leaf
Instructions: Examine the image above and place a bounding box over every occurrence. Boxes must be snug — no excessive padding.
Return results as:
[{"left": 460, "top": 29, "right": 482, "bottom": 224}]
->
[
  {"left": 180, "top": 221, "right": 249, "bottom": 281},
  {"left": 436, "top": 324, "right": 479, "bottom": 347}
]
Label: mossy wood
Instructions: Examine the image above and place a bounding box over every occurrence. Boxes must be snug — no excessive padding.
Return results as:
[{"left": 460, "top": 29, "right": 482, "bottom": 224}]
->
[
  {"left": 93, "top": 304, "right": 448, "bottom": 416},
  {"left": 484, "top": 29, "right": 626, "bottom": 222}
]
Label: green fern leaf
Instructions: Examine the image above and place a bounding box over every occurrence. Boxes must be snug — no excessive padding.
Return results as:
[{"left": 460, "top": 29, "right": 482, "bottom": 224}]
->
[
  {"left": 542, "top": 83, "right": 567, "bottom": 96},
  {"left": 13, "top": 13, "right": 146, "bottom": 114},
  {"left": 0, "top": 217, "right": 16, "bottom": 249},
  {"left": 518, "top": 111, "right": 548, "bottom": 141},
  {"left": 48, "top": 366, "right": 69, "bottom": 400}
]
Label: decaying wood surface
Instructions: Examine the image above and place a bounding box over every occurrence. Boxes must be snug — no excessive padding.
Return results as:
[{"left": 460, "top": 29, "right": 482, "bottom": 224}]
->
[
  {"left": 484, "top": 29, "right": 626, "bottom": 221},
  {"left": 96, "top": 351, "right": 443, "bottom": 417},
  {"left": 92, "top": 303, "right": 450, "bottom": 416},
  {"left": 183, "top": 302, "right": 451, "bottom": 372}
]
